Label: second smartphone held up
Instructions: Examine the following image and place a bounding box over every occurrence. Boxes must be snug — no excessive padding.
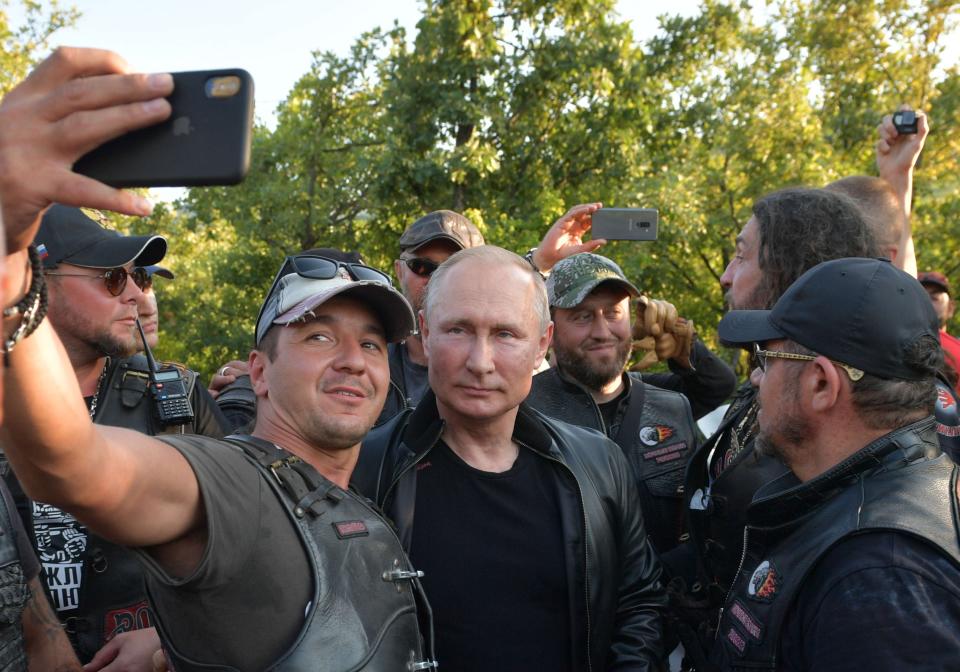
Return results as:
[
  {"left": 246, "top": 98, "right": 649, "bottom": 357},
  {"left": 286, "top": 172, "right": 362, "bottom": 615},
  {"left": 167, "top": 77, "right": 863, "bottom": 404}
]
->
[{"left": 591, "top": 208, "right": 659, "bottom": 241}]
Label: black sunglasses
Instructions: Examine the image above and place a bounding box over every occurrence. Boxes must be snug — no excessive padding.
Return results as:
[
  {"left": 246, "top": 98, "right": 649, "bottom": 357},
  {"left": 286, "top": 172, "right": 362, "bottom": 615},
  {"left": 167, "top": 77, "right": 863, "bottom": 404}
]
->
[
  {"left": 46, "top": 266, "right": 151, "bottom": 297},
  {"left": 402, "top": 256, "right": 441, "bottom": 278},
  {"left": 258, "top": 254, "right": 393, "bottom": 325}
]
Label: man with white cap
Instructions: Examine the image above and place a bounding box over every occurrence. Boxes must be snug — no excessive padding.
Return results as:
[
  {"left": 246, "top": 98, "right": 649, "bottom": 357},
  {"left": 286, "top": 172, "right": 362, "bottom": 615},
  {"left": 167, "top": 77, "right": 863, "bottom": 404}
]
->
[{"left": 0, "top": 246, "right": 436, "bottom": 668}]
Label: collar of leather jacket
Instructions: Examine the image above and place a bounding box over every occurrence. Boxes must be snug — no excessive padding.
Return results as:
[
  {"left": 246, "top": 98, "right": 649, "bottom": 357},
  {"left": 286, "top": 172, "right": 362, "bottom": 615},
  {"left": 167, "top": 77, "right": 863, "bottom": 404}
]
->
[
  {"left": 400, "top": 390, "right": 555, "bottom": 459},
  {"left": 747, "top": 416, "right": 940, "bottom": 529}
]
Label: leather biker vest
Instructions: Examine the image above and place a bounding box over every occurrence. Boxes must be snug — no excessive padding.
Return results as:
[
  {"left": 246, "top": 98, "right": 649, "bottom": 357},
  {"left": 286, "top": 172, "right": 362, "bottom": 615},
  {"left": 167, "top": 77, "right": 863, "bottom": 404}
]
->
[
  {"left": 156, "top": 435, "right": 437, "bottom": 672},
  {"left": 712, "top": 419, "right": 960, "bottom": 670},
  {"left": 0, "top": 489, "right": 28, "bottom": 670},
  {"left": 684, "top": 383, "right": 789, "bottom": 599},
  {"left": 527, "top": 368, "right": 697, "bottom": 552}
]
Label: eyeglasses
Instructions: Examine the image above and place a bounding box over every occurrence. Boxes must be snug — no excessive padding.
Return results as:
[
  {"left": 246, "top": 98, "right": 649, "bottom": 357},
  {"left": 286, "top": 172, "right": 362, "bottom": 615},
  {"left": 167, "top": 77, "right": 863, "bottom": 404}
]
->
[
  {"left": 45, "top": 266, "right": 151, "bottom": 297},
  {"left": 753, "top": 343, "right": 864, "bottom": 382},
  {"left": 401, "top": 257, "right": 441, "bottom": 278}
]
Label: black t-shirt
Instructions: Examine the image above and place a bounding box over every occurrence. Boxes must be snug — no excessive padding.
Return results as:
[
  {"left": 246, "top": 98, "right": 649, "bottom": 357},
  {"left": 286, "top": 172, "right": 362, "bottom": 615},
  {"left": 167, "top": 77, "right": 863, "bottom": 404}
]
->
[{"left": 409, "top": 441, "right": 572, "bottom": 672}]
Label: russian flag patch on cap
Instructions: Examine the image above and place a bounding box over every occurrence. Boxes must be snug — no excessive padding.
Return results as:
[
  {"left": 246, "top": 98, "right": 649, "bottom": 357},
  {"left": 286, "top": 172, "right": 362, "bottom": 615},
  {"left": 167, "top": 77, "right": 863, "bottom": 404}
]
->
[{"left": 36, "top": 244, "right": 48, "bottom": 261}]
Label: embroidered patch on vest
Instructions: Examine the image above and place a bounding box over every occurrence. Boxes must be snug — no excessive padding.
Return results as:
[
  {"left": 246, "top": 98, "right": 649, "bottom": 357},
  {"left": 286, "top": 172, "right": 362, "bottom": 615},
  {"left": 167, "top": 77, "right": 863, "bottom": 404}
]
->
[
  {"left": 747, "top": 559, "right": 781, "bottom": 602},
  {"left": 730, "top": 599, "right": 763, "bottom": 642},
  {"left": 639, "top": 425, "right": 674, "bottom": 446},
  {"left": 333, "top": 520, "right": 369, "bottom": 539},
  {"left": 726, "top": 625, "right": 747, "bottom": 654},
  {"left": 642, "top": 442, "right": 687, "bottom": 463},
  {"left": 938, "top": 387, "right": 955, "bottom": 410},
  {"left": 104, "top": 599, "right": 152, "bottom": 641}
]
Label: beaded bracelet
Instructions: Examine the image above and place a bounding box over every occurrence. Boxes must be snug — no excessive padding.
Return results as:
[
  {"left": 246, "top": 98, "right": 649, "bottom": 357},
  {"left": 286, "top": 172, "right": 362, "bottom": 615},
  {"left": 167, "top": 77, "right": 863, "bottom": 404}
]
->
[{"left": 2, "top": 246, "right": 49, "bottom": 360}]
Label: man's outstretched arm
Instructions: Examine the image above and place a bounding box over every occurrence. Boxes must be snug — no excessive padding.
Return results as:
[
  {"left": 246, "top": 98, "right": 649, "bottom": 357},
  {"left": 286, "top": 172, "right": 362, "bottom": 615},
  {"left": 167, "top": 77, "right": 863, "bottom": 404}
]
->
[{"left": 0, "top": 48, "right": 205, "bottom": 576}]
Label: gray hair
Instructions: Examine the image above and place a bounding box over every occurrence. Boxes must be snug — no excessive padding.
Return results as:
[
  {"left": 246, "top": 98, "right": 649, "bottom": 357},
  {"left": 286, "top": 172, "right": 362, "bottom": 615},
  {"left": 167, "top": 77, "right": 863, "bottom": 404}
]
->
[{"left": 422, "top": 245, "right": 551, "bottom": 334}]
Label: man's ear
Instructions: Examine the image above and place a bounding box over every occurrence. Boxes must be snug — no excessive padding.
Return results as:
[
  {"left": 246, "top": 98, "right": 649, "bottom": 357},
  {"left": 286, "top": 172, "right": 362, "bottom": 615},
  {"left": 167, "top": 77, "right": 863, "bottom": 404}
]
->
[
  {"left": 249, "top": 349, "right": 269, "bottom": 397},
  {"left": 807, "top": 355, "right": 843, "bottom": 414},
  {"left": 418, "top": 310, "right": 430, "bottom": 358},
  {"left": 948, "top": 298, "right": 956, "bottom": 321},
  {"left": 535, "top": 321, "right": 554, "bottom": 368}
]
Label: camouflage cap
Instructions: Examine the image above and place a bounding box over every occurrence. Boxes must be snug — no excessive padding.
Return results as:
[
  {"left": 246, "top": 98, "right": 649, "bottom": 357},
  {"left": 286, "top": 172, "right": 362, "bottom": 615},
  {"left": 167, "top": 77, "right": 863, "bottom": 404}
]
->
[
  {"left": 547, "top": 253, "right": 639, "bottom": 309},
  {"left": 399, "top": 210, "right": 485, "bottom": 252}
]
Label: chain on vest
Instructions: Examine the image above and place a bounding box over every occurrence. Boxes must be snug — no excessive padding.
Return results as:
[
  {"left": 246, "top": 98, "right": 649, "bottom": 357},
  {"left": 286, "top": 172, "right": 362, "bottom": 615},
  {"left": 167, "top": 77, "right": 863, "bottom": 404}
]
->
[
  {"left": 153, "top": 435, "right": 438, "bottom": 672},
  {"left": 713, "top": 426, "right": 960, "bottom": 670},
  {"left": 0, "top": 490, "right": 28, "bottom": 670}
]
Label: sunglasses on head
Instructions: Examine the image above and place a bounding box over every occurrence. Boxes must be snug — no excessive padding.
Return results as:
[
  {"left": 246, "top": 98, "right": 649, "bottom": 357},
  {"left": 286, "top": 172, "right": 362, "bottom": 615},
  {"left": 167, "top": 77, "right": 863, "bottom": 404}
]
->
[
  {"left": 257, "top": 254, "right": 393, "bottom": 332},
  {"left": 401, "top": 256, "right": 441, "bottom": 278},
  {"left": 46, "top": 266, "right": 151, "bottom": 297}
]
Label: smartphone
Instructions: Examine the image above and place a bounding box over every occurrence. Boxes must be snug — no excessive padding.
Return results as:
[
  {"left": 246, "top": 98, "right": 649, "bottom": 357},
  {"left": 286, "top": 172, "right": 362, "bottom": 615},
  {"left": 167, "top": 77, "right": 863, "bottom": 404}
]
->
[
  {"left": 892, "top": 110, "right": 918, "bottom": 135},
  {"left": 74, "top": 69, "right": 255, "bottom": 187},
  {"left": 591, "top": 208, "right": 659, "bottom": 241}
]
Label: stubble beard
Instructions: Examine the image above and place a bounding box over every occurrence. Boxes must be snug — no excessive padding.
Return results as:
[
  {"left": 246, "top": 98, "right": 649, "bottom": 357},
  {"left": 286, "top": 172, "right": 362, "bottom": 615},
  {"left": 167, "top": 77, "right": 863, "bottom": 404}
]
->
[{"left": 554, "top": 337, "right": 631, "bottom": 393}]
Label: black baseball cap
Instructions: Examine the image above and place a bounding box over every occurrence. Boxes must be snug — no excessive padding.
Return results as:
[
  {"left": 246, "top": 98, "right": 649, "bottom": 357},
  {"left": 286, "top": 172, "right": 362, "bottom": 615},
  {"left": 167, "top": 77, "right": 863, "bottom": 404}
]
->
[
  {"left": 35, "top": 205, "right": 167, "bottom": 270},
  {"left": 399, "top": 210, "right": 485, "bottom": 252},
  {"left": 718, "top": 257, "right": 939, "bottom": 381}
]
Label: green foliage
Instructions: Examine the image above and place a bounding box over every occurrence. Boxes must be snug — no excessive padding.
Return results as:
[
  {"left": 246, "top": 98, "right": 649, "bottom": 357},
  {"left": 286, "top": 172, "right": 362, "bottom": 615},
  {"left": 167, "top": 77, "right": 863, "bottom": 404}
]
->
[
  {"left": 0, "top": 0, "right": 79, "bottom": 95},
  {"left": 30, "top": 0, "right": 958, "bottom": 379}
]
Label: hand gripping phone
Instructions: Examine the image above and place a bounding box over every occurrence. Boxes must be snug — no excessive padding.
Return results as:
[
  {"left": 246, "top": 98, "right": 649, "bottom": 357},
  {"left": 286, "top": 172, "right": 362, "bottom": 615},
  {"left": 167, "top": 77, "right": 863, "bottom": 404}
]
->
[{"left": 74, "top": 69, "right": 255, "bottom": 187}]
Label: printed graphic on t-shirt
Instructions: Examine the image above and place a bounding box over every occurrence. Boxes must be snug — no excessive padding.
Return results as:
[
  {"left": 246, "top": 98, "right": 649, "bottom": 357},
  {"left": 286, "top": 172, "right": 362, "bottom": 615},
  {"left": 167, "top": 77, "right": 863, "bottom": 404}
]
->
[{"left": 32, "top": 501, "right": 88, "bottom": 612}]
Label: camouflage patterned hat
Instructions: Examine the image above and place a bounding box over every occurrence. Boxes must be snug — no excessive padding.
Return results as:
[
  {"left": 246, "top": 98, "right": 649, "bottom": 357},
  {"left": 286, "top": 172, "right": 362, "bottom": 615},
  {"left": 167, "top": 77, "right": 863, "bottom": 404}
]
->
[{"left": 547, "top": 253, "right": 639, "bottom": 309}]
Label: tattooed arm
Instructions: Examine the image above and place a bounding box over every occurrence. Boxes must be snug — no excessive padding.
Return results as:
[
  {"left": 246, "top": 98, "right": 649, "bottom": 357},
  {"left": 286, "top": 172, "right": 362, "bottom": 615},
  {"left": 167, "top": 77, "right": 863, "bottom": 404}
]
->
[{"left": 23, "top": 576, "right": 82, "bottom": 672}]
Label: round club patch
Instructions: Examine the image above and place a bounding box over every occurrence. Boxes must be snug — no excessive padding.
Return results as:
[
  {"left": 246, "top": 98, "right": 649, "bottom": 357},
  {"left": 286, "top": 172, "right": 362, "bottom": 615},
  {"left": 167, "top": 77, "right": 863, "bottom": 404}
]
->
[
  {"left": 639, "top": 425, "right": 674, "bottom": 446},
  {"left": 747, "top": 560, "right": 780, "bottom": 602}
]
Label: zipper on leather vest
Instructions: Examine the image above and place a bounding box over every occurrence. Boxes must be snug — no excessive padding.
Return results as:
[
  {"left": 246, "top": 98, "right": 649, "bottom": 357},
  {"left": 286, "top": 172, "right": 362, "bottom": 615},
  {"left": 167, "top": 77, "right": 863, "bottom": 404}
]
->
[{"left": 716, "top": 525, "right": 751, "bottom": 640}]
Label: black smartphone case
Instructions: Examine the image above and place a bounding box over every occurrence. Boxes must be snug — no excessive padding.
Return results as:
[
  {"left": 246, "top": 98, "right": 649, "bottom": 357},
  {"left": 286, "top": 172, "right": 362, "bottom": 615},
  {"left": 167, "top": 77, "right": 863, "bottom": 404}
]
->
[
  {"left": 591, "top": 208, "right": 659, "bottom": 241},
  {"left": 74, "top": 69, "right": 254, "bottom": 187}
]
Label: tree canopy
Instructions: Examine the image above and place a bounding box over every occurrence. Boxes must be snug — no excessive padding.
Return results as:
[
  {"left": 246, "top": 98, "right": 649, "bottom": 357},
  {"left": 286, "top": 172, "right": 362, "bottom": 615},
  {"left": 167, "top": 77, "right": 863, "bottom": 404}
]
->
[{"left": 4, "top": 0, "right": 959, "bottom": 377}]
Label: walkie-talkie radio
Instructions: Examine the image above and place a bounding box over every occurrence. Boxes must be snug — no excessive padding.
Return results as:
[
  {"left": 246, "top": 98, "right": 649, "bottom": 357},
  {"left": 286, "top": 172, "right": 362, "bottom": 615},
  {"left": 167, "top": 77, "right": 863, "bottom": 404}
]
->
[{"left": 136, "top": 319, "right": 195, "bottom": 427}]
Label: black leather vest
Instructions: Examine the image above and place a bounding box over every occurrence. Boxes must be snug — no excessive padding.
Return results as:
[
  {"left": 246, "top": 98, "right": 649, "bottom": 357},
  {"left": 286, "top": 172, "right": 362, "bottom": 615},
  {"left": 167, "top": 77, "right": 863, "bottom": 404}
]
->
[
  {"left": 3, "top": 355, "right": 197, "bottom": 661},
  {"left": 95, "top": 354, "right": 198, "bottom": 436},
  {"left": 684, "top": 383, "right": 789, "bottom": 599},
  {"left": 711, "top": 419, "right": 960, "bottom": 670},
  {"left": 156, "top": 435, "right": 437, "bottom": 672},
  {"left": 527, "top": 368, "right": 697, "bottom": 552},
  {"left": 0, "top": 488, "right": 27, "bottom": 670}
]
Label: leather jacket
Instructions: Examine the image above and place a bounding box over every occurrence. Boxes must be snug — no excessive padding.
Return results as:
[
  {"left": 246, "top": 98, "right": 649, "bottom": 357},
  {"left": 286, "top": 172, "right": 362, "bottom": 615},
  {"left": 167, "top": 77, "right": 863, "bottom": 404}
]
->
[
  {"left": 526, "top": 367, "right": 697, "bottom": 553},
  {"left": 711, "top": 417, "right": 960, "bottom": 670},
  {"left": 355, "top": 393, "right": 668, "bottom": 671},
  {"left": 0, "top": 486, "right": 28, "bottom": 670}
]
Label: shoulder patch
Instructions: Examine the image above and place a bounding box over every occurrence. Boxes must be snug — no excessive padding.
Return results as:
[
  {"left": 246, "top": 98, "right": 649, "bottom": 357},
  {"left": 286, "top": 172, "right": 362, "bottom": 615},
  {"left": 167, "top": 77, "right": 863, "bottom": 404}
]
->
[{"left": 747, "top": 559, "right": 781, "bottom": 602}]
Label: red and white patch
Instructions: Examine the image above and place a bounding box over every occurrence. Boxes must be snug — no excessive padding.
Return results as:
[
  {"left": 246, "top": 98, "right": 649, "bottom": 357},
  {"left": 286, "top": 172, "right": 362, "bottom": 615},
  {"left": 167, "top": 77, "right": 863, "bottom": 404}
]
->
[
  {"left": 333, "top": 520, "right": 369, "bottom": 539},
  {"left": 747, "top": 560, "right": 780, "bottom": 602},
  {"left": 104, "top": 600, "right": 152, "bottom": 642},
  {"left": 642, "top": 442, "right": 687, "bottom": 463},
  {"left": 730, "top": 600, "right": 763, "bottom": 642},
  {"left": 726, "top": 626, "right": 747, "bottom": 654},
  {"left": 938, "top": 387, "right": 956, "bottom": 411},
  {"left": 639, "top": 425, "right": 675, "bottom": 447}
]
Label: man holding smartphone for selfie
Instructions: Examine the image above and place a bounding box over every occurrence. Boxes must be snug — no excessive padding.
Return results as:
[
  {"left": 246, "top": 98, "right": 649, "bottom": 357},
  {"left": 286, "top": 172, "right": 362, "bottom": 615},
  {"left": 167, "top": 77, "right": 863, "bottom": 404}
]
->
[{"left": 0, "top": 48, "right": 435, "bottom": 671}]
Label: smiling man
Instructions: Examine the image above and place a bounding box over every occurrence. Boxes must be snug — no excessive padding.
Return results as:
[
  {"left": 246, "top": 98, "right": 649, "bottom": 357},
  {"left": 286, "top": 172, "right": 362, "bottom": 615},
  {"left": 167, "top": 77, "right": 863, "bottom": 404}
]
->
[
  {"left": 525, "top": 253, "right": 703, "bottom": 554},
  {"left": 0, "top": 46, "right": 435, "bottom": 669},
  {"left": 358, "top": 246, "right": 666, "bottom": 671}
]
